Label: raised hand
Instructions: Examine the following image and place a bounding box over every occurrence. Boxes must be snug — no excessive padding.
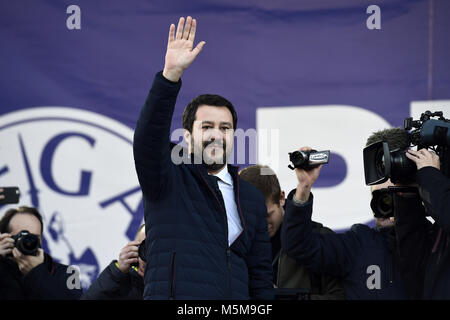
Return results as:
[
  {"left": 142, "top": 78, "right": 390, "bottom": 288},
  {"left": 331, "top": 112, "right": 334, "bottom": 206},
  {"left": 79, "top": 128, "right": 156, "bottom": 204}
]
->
[
  {"left": 162, "top": 16, "right": 206, "bottom": 82},
  {"left": 293, "top": 147, "right": 323, "bottom": 202}
]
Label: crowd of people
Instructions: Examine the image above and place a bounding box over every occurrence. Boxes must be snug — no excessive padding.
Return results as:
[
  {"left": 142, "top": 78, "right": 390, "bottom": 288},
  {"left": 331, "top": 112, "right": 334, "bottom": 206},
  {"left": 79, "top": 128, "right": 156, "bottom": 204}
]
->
[{"left": 1, "top": 16, "right": 449, "bottom": 300}]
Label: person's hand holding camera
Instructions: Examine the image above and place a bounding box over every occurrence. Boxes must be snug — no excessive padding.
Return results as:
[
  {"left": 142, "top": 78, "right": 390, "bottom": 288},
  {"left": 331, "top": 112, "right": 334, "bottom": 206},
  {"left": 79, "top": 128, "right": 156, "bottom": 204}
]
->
[
  {"left": 0, "top": 233, "right": 15, "bottom": 257},
  {"left": 406, "top": 149, "right": 440, "bottom": 170},
  {"left": 12, "top": 247, "right": 44, "bottom": 275},
  {"left": 117, "top": 240, "right": 141, "bottom": 273},
  {"left": 293, "top": 147, "right": 323, "bottom": 202}
]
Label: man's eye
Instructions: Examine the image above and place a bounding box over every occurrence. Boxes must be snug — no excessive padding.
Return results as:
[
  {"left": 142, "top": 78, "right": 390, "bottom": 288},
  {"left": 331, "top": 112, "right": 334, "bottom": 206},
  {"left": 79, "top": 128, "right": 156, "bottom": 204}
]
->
[
  {"left": 221, "top": 127, "right": 230, "bottom": 131},
  {"left": 202, "top": 126, "right": 212, "bottom": 129}
]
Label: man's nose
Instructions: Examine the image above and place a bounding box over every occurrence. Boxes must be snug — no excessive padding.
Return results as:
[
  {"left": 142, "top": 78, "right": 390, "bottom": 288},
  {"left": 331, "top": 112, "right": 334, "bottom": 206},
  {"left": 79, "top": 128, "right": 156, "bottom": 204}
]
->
[{"left": 208, "top": 127, "right": 223, "bottom": 141}]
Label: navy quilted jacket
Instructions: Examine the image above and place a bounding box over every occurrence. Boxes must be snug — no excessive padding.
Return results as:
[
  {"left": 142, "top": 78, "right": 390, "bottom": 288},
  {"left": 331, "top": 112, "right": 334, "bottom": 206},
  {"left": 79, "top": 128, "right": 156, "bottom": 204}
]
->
[
  {"left": 281, "top": 191, "right": 408, "bottom": 299},
  {"left": 133, "top": 72, "right": 274, "bottom": 300}
]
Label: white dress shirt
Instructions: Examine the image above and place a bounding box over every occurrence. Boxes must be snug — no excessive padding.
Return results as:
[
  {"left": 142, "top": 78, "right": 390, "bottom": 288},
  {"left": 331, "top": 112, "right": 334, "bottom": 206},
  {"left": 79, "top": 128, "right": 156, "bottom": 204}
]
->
[{"left": 210, "top": 166, "right": 243, "bottom": 246}]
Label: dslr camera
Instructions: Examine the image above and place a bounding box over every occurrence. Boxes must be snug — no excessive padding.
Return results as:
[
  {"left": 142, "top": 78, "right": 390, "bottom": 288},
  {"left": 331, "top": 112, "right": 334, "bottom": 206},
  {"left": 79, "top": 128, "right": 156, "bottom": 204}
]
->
[
  {"left": 11, "top": 230, "right": 40, "bottom": 256},
  {"left": 130, "top": 239, "right": 146, "bottom": 268},
  {"left": 288, "top": 149, "right": 330, "bottom": 170},
  {"left": 364, "top": 110, "right": 450, "bottom": 186}
]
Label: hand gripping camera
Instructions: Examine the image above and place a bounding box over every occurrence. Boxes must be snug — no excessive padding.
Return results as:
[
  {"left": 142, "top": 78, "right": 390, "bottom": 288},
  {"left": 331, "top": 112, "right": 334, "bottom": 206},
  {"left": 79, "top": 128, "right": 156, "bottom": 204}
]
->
[
  {"left": 130, "top": 239, "right": 146, "bottom": 268},
  {"left": 364, "top": 110, "right": 450, "bottom": 186}
]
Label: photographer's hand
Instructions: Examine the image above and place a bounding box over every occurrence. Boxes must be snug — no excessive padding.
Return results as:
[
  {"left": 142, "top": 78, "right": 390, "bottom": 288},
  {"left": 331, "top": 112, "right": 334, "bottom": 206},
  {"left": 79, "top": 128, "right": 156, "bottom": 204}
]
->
[
  {"left": 406, "top": 149, "right": 440, "bottom": 170},
  {"left": 117, "top": 240, "right": 140, "bottom": 273},
  {"left": 294, "top": 147, "right": 323, "bottom": 202},
  {"left": 162, "top": 16, "right": 206, "bottom": 82},
  {"left": 0, "top": 233, "right": 14, "bottom": 257},
  {"left": 0, "top": 188, "right": 4, "bottom": 201},
  {"left": 13, "top": 247, "right": 44, "bottom": 275}
]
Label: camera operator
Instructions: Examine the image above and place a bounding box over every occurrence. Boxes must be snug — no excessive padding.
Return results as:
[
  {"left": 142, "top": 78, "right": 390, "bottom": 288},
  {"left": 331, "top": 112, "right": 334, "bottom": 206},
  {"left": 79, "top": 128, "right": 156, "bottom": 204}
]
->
[
  {"left": 81, "top": 224, "right": 146, "bottom": 300},
  {"left": 280, "top": 128, "right": 426, "bottom": 299},
  {"left": 239, "top": 165, "right": 345, "bottom": 300},
  {"left": 393, "top": 148, "right": 450, "bottom": 299},
  {"left": 0, "top": 206, "right": 82, "bottom": 300}
]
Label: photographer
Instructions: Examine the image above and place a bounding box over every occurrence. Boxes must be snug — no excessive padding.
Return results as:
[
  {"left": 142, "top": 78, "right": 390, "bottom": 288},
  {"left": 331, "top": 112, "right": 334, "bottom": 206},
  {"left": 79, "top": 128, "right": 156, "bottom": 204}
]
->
[
  {"left": 394, "top": 148, "right": 450, "bottom": 299},
  {"left": 281, "top": 128, "right": 424, "bottom": 299},
  {"left": 81, "top": 224, "right": 146, "bottom": 300},
  {"left": 0, "top": 206, "right": 82, "bottom": 300},
  {"left": 239, "top": 165, "right": 345, "bottom": 300}
]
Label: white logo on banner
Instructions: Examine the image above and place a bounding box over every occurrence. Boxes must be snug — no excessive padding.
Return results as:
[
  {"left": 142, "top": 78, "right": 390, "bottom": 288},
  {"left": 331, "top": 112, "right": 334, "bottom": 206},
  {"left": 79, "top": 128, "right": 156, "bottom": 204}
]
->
[
  {"left": 0, "top": 107, "right": 143, "bottom": 289},
  {"left": 257, "top": 101, "right": 450, "bottom": 230}
]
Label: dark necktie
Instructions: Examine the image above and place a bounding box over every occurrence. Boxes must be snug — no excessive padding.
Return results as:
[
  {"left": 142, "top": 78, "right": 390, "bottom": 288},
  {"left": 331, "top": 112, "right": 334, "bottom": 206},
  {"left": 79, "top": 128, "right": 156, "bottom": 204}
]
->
[{"left": 210, "top": 175, "right": 226, "bottom": 211}]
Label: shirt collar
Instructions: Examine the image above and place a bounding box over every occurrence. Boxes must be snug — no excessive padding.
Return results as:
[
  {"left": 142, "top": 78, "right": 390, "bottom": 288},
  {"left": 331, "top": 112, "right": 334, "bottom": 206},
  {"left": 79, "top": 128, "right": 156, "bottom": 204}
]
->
[{"left": 210, "top": 165, "right": 233, "bottom": 186}]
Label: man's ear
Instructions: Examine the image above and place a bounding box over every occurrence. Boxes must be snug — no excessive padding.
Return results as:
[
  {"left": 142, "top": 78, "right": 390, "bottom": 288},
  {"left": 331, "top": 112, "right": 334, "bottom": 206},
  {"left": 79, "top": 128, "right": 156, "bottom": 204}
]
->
[
  {"left": 183, "top": 129, "right": 191, "bottom": 152},
  {"left": 279, "top": 190, "right": 286, "bottom": 207}
]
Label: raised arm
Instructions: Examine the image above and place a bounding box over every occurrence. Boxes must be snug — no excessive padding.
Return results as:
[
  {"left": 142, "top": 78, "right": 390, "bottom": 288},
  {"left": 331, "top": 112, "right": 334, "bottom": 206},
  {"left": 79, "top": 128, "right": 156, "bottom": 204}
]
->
[
  {"left": 163, "top": 17, "right": 206, "bottom": 82},
  {"left": 281, "top": 147, "right": 357, "bottom": 278},
  {"left": 133, "top": 17, "right": 205, "bottom": 200}
]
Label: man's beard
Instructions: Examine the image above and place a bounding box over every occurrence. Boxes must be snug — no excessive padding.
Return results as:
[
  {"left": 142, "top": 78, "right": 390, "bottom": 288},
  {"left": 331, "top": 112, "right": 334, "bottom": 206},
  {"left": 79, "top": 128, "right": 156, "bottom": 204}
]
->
[{"left": 192, "top": 137, "right": 228, "bottom": 172}]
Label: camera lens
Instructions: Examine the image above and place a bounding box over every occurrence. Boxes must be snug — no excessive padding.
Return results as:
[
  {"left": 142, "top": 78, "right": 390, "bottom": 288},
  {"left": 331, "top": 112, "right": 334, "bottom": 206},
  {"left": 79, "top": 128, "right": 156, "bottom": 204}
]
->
[
  {"left": 377, "top": 192, "right": 393, "bottom": 215},
  {"left": 390, "top": 150, "right": 417, "bottom": 184},
  {"left": 371, "top": 189, "right": 393, "bottom": 218},
  {"left": 375, "top": 149, "right": 386, "bottom": 177},
  {"left": 15, "top": 231, "right": 40, "bottom": 256},
  {"left": 289, "top": 151, "right": 307, "bottom": 169}
]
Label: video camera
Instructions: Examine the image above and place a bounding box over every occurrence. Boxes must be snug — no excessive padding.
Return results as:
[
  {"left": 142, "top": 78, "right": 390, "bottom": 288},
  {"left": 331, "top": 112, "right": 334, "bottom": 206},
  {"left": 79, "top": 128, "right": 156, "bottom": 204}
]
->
[
  {"left": 364, "top": 110, "right": 450, "bottom": 186},
  {"left": 288, "top": 149, "right": 330, "bottom": 171}
]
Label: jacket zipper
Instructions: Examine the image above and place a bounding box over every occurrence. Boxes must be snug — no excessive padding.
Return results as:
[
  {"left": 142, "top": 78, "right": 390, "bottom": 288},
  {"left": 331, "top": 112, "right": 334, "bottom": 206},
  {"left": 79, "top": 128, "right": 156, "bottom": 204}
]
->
[
  {"left": 169, "top": 252, "right": 176, "bottom": 299},
  {"left": 197, "top": 167, "right": 231, "bottom": 298}
]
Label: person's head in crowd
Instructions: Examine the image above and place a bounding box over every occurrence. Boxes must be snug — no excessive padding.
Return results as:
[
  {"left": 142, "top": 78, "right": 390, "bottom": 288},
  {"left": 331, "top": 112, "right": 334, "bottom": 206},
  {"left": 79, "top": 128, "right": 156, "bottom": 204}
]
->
[
  {"left": 239, "top": 165, "right": 285, "bottom": 237},
  {"left": 0, "top": 206, "right": 43, "bottom": 244},
  {"left": 135, "top": 224, "right": 146, "bottom": 277},
  {"left": 182, "top": 94, "right": 238, "bottom": 173},
  {"left": 365, "top": 128, "right": 410, "bottom": 228}
]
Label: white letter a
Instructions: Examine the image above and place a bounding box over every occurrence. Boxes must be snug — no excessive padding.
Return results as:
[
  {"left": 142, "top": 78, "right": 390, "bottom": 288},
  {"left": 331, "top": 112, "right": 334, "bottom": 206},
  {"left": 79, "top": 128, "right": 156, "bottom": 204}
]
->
[
  {"left": 366, "top": 5, "right": 381, "bottom": 30},
  {"left": 66, "top": 5, "right": 81, "bottom": 30}
]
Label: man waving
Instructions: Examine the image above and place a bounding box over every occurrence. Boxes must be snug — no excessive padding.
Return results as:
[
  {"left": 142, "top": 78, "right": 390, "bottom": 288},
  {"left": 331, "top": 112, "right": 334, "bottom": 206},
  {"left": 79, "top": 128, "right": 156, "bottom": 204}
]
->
[{"left": 133, "top": 17, "right": 273, "bottom": 300}]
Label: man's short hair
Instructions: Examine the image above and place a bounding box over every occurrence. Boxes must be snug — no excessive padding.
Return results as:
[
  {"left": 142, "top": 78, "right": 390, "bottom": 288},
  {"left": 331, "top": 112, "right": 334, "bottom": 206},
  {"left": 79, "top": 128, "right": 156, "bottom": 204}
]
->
[
  {"left": 0, "top": 206, "right": 44, "bottom": 235},
  {"left": 182, "top": 94, "right": 238, "bottom": 133},
  {"left": 366, "top": 127, "right": 410, "bottom": 151},
  {"left": 239, "top": 165, "right": 281, "bottom": 205}
]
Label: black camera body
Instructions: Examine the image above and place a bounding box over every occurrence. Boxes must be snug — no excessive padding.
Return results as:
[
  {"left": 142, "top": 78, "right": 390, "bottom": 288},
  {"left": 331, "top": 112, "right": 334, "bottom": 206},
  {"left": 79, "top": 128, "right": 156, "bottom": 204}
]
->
[
  {"left": 288, "top": 150, "right": 330, "bottom": 170},
  {"left": 370, "top": 186, "right": 420, "bottom": 218},
  {"left": 364, "top": 110, "right": 450, "bottom": 186},
  {"left": 130, "top": 239, "right": 146, "bottom": 268},
  {"left": 12, "top": 230, "right": 40, "bottom": 256}
]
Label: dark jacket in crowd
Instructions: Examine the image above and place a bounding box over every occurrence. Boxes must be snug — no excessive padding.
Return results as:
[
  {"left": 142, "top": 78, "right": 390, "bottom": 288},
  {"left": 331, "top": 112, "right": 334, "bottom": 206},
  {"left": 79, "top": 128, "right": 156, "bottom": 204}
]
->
[
  {"left": 394, "top": 167, "right": 450, "bottom": 299},
  {"left": 274, "top": 220, "right": 345, "bottom": 300},
  {"left": 281, "top": 191, "right": 409, "bottom": 299},
  {"left": 81, "top": 260, "right": 144, "bottom": 300},
  {"left": 0, "top": 253, "right": 82, "bottom": 300},
  {"left": 133, "top": 71, "right": 273, "bottom": 299}
]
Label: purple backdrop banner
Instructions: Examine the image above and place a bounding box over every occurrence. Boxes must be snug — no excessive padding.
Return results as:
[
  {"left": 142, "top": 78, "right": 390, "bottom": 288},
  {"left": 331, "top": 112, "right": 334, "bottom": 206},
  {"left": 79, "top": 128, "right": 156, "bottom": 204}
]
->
[{"left": 1, "top": 0, "right": 449, "bottom": 289}]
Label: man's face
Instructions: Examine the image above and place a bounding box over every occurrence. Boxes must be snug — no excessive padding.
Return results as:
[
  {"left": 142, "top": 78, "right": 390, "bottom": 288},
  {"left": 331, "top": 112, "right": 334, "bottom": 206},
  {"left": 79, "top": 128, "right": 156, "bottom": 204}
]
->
[
  {"left": 371, "top": 179, "right": 395, "bottom": 228},
  {"left": 266, "top": 192, "right": 285, "bottom": 238},
  {"left": 8, "top": 213, "right": 42, "bottom": 243},
  {"left": 186, "top": 105, "right": 234, "bottom": 172}
]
